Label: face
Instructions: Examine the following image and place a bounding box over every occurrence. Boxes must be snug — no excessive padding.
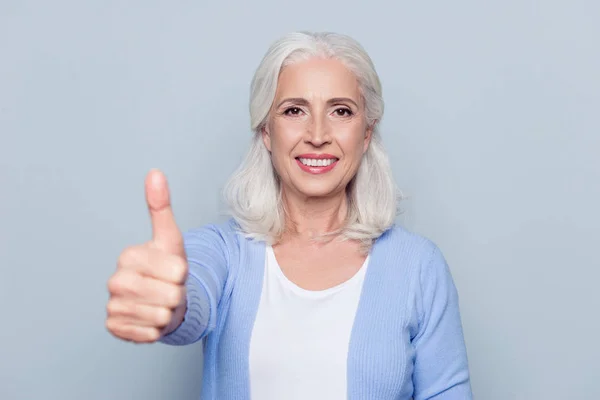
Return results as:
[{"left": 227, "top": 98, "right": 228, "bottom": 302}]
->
[{"left": 262, "top": 57, "right": 373, "bottom": 201}]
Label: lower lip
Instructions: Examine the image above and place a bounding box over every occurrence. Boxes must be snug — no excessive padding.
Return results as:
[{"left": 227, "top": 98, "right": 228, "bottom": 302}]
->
[{"left": 296, "top": 159, "right": 338, "bottom": 174}]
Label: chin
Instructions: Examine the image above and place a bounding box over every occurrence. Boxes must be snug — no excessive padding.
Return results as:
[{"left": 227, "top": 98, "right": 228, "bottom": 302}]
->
[{"left": 293, "top": 180, "right": 345, "bottom": 199}]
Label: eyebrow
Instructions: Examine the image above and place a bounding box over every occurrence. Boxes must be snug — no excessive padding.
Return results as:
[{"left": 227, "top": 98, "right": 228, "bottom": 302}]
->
[{"left": 275, "top": 97, "right": 359, "bottom": 109}]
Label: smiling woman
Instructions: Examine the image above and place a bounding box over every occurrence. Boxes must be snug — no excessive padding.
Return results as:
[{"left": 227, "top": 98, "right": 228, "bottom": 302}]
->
[
  {"left": 106, "top": 31, "right": 473, "bottom": 400},
  {"left": 264, "top": 57, "right": 374, "bottom": 213}
]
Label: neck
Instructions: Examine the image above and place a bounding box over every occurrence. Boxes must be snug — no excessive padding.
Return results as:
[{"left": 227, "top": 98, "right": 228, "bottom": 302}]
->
[{"left": 281, "top": 189, "right": 348, "bottom": 242}]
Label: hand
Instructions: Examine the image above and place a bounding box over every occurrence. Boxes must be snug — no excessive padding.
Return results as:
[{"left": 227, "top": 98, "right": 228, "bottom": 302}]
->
[{"left": 106, "top": 169, "right": 188, "bottom": 343}]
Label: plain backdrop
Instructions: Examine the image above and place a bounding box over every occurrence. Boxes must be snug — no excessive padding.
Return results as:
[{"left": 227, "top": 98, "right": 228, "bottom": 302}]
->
[{"left": 1, "top": 1, "right": 599, "bottom": 399}]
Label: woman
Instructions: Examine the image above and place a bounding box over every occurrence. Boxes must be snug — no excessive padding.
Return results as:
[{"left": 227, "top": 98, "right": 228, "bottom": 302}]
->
[{"left": 106, "top": 31, "right": 473, "bottom": 399}]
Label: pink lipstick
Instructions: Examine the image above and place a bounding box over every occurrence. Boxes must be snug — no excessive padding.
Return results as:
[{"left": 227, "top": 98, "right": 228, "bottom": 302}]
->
[{"left": 295, "top": 154, "right": 339, "bottom": 175}]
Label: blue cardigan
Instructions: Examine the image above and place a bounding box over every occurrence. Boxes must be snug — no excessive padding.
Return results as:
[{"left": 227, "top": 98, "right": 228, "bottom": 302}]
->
[{"left": 160, "top": 219, "right": 473, "bottom": 399}]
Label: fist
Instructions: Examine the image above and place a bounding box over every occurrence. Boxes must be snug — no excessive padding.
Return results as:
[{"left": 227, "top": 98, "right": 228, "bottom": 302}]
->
[{"left": 106, "top": 169, "right": 188, "bottom": 343}]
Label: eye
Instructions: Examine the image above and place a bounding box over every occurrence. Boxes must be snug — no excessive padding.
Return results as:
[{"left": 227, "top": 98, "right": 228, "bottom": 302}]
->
[
  {"left": 284, "top": 107, "right": 303, "bottom": 116},
  {"left": 334, "top": 107, "right": 353, "bottom": 117}
]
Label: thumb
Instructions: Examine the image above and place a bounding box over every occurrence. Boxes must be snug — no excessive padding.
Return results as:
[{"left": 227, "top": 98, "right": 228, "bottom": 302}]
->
[{"left": 145, "top": 169, "right": 184, "bottom": 255}]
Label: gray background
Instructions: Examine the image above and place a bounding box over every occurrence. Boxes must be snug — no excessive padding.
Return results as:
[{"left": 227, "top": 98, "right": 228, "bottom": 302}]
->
[{"left": 1, "top": 1, "right": 598, "bottom": 399}]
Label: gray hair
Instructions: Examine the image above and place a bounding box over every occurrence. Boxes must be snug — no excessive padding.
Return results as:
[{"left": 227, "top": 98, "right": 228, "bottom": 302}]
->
[{"left": 223, "top": 31, "right": 401, "bottom": 250}]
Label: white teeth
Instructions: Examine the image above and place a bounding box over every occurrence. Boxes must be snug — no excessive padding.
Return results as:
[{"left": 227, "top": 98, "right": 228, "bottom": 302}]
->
[{"left": 299, "top": 158, "right": 336, "bottom": 167}]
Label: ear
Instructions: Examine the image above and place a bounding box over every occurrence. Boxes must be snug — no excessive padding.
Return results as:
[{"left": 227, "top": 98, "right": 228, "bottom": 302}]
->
[
  {"left": 261, "top": 125, "right": 272, "bottom": 152},
  {"left": 363, "top": 121, "right": 375, "bottom": 153}
]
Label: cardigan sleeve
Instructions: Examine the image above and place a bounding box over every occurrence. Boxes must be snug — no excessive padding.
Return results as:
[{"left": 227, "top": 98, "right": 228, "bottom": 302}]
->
[
  {"left": 411, "top": 245, "right": 473, "bottom": 399},
  {"left": 159, "top": 224, "right": 231, "bottom": 346}
]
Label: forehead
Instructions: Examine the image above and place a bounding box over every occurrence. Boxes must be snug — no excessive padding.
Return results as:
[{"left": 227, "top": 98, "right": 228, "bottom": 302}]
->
[{"left": 275, "top": 57, "right": 361, "bottom": 101}]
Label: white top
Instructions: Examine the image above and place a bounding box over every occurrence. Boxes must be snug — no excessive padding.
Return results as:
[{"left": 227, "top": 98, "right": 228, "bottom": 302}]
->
[{"left": 248, "top": 245, "right": 369, "bottom": 400}]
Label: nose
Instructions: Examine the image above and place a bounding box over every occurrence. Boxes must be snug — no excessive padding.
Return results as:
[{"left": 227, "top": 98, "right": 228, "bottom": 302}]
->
[{"left": 305, "top": 113, "right": 331, "bottom": 147}]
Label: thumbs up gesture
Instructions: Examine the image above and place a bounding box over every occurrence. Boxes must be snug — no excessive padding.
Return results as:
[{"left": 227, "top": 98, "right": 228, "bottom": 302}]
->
[{"left": 106, "top": 169, "right": 188, "bottom": 343}]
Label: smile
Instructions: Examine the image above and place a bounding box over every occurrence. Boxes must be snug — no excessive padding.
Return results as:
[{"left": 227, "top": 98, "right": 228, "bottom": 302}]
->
[
  {"left": 298, "top": 157, "right": 336, "bottom": 167},
  {"left": 295, "top": 156, "right": 339, "bottom": 174}
]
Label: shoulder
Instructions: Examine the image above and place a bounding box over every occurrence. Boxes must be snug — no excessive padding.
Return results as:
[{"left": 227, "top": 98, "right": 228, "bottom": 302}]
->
[
  {"left": 375, "top": 224, "right": 441, "bottom": 262},
  {"left": 182, "top": 217, "right": 244, "bottom": 254},
  {"left": 375, "top": 225, "right": 459, "bottom": 319},
  {"left": 374, "top": 224, "right": 453, "bottom": 285},
  {"left": 380, "top": 224, "right": 458, "bottom": 296}
]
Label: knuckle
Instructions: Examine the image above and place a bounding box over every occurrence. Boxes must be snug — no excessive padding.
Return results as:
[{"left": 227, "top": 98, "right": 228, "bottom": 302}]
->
[
  {"left": 105, "top": 318, "right": 119, "bottom": 334},
  {"left": 107, "top": 300, "right": 138, "bottom": 318},
  {"left": 129, "top": 303, "right": 142, "bottom": 318},
  {"left": 106, "top": 275, "right": 123, "bottom": 294},
  {"left": 165, "top": 286, "right": 184, "bottom": 308},
  {"left": 145, "top": 328, "right": 161, "bottom": 342},
  {"left": 117, "top": 246, "right": 134, "bottom": 268},
  {"left": 154, "top": 307, "right": 172, "bottom": 326},
  {"left": 107, "top": 271, "right": 137, "bottom": 296},
  {"left": 172, "top": 259, "right": 188, "bottom": 283},
  {"left": 118, "top": 246, "right": 141, "bottom": 269},
  {"left": 176, "top": 286, "right": 186, "bottom": 305},
  {"left": 106, "top": 300, "right": 119, "bottom": 316}
]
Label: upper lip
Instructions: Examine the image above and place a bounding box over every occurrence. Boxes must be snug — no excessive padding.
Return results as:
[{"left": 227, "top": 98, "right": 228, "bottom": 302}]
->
[{"left": 296, "top": 153, "right": 339, "bottom": 160}]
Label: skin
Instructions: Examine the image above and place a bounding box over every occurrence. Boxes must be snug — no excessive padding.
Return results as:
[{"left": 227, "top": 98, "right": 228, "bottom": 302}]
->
[
  {"left": 106, "top": 171, "right": 188, "bottom": 343},
  {"left": 262, "top": 57, "right": 374, "bottom": 290}
]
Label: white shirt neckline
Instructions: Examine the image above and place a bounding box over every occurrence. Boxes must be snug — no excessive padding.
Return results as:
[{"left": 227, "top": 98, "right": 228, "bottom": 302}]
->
[{"left": 265, "top": 245, "right": 370, "bottom": 299}]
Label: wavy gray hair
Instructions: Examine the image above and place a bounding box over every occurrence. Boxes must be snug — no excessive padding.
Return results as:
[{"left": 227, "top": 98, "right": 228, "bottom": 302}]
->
[{"left": 223, "top": 31, "right": 401, "bottom": 250}]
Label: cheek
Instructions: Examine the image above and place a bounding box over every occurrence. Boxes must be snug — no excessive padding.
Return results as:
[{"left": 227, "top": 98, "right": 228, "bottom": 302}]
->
[
  {"left": 339, "top": 127, "right": 368, "bottom": 158},
  {"left": 268, "top": 133, "right": 297, "bottom": 174},
  {"left": 270, "top": 136, "right": 289, "bottom": 162},
  {"left": 270, "top": 121, "right": 304, "bottom": 153},
  {"left": 271, "top": 148, "right": 286, "bottom": 169}
]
